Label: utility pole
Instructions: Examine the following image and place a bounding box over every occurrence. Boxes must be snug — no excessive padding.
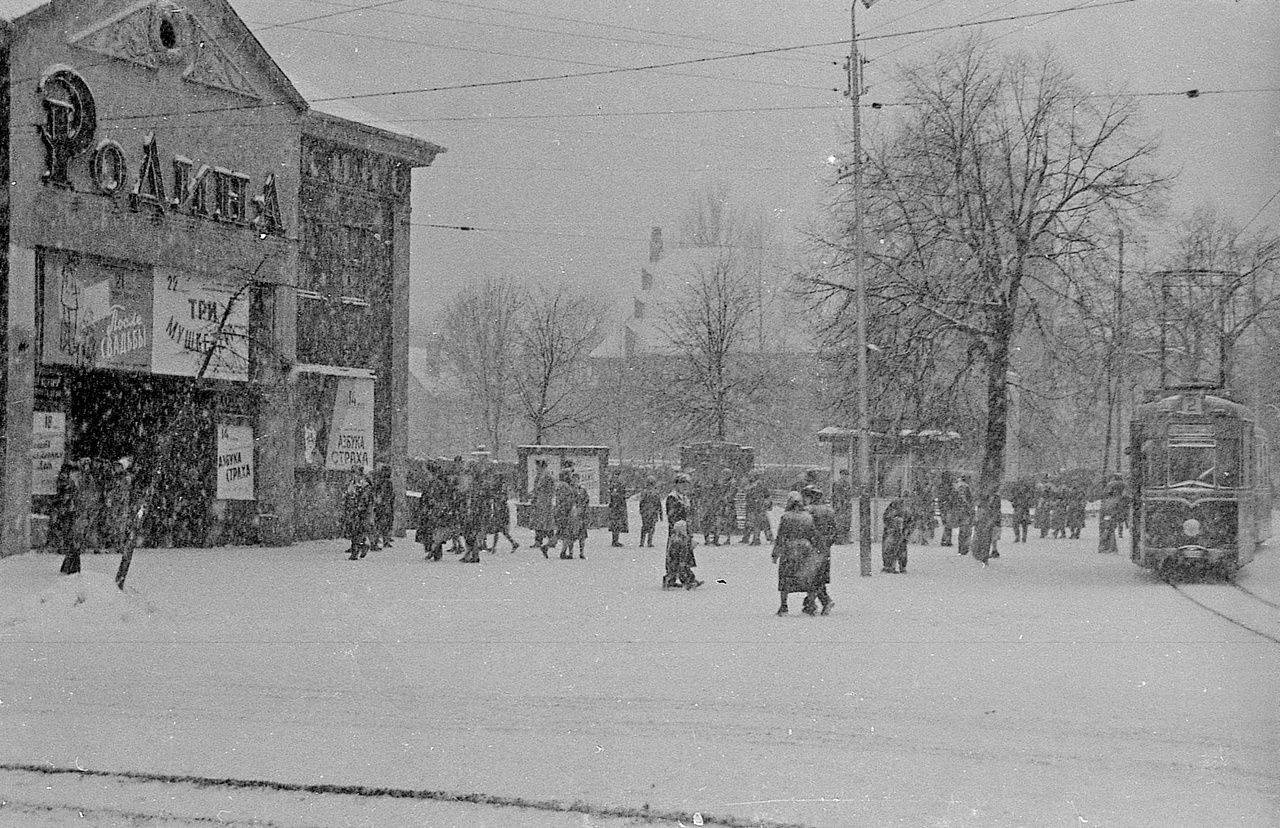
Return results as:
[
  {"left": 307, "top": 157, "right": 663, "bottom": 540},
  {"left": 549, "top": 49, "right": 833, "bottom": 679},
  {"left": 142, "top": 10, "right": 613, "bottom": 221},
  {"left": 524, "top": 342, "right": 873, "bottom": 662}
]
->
[
  {"left": 1114, "top": 230, "right": 1125, "bottom": 472},
  {"left": 847, "top": 1, "right": 873, "bottom": 576}
]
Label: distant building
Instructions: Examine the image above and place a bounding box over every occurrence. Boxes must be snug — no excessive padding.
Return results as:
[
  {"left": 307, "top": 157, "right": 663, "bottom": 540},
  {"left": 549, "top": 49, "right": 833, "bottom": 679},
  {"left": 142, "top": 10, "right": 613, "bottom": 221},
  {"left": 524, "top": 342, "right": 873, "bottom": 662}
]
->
[{"left": 590, "top": 227, "right": 826, "bottom": 467}]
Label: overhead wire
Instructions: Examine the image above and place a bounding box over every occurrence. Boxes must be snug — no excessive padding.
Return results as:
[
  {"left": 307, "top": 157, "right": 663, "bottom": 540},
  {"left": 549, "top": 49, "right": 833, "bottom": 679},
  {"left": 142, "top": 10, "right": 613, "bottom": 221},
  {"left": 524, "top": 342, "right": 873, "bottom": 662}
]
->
[
  {"left": 78, "top": 0, "right": 1141, "bottom": 128},
  {"left": 272, "top": 23, "right": 837, "bottom": 94},
  {"left": 256, "top": 0, "right": 836, "bottom": 66}
]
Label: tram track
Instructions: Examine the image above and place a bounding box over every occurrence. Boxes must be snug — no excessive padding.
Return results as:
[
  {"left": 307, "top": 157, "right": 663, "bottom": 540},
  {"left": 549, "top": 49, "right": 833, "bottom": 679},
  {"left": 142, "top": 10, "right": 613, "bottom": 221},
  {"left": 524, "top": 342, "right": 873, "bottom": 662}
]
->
[
  {"left": 1163, "top": 577, "right": 1280, "bottom": 646},
  {"left": 1230, "top": 581, "right": 1280, "bottom": 612}
]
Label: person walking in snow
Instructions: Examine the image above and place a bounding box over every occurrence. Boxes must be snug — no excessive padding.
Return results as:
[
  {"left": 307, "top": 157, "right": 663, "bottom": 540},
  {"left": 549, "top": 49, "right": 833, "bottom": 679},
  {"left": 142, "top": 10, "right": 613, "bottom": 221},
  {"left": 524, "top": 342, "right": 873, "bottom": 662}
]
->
[
  {"left": 53, "top": 458, "right": 87, "bottom": 575},
  {"left": 771, "top": 491, "right": 819, "bottom": 616},
  {"left": 343, "top": 466, "right": 374, "bottom": 560},
  {"left": 882, "top": 495, "right": 909, "bottom": 574},
  {"left": 485, "top": 471, "right": 519, "bottom": 553},
  {"left": 370, "top": 464, "right": 395, "bottom": 551},
  {"left": 638, "top": 476, "right": 663, "bottom": 548},
  {"left": 607, "top": 472, "right": 629, "bottom": 547},
  {"left": 802, "top": 485, "right": 836, "bottom": 614},
  {"left": 662, "top": 519, "right": 701, "bottom": 589}
]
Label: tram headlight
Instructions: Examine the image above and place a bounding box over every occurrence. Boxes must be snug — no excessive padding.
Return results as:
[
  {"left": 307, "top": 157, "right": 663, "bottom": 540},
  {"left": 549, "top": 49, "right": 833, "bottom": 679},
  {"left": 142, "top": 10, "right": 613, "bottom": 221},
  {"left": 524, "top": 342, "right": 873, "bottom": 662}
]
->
[{"left": 1181, "top": 518, "right": 1202, "bottom": 538}]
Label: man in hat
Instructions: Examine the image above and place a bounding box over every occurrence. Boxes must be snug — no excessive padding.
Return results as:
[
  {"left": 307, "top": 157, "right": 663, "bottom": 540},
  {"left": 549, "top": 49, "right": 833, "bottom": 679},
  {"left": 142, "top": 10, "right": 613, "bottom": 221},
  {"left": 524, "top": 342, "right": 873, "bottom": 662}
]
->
[
  {"left": 343, "top": 465, "right": 374, "bottom": 560},
  {"left": 742, "top": 472, "right": 773, "bottom": 546},
  {"left": 638, "top": 476, "right": 663, "bottom": 548},
  {"left": 802, "top": 485, "right": 837, "bottom": 614},
  {"left": 831, "top": 469, "right": 854, "bottom": 545},
  {"left": 530, "top": 459, "right": 557, "bottom": 556}
]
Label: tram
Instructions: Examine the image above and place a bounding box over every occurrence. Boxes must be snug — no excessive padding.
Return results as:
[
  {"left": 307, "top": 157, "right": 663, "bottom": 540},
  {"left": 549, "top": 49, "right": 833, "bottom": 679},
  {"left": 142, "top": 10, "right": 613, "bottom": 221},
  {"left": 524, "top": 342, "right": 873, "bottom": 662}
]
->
[{"left": 1129, "top": 386, "right": 1272, "bottom": 578}]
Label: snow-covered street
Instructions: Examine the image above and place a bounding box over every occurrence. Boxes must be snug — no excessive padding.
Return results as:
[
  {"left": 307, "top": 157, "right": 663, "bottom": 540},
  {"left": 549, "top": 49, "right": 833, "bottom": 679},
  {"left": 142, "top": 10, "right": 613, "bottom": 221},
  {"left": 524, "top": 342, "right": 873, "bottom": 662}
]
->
[{"left": 2, "top": 525, "right": 1277, "bottom": 827}]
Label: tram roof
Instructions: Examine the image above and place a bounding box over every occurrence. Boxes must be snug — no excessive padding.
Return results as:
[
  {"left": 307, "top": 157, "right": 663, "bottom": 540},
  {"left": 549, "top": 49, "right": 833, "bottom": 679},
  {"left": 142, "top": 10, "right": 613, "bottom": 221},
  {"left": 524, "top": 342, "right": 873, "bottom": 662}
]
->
[{"left": 1133, "top": 389, "right": 1252, "bottom": 419}]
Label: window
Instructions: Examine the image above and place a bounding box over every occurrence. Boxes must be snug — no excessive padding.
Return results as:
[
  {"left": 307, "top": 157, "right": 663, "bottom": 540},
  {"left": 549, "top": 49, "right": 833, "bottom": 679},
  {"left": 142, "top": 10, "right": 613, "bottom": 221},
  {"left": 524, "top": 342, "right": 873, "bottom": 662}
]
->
[{"left": 1165, "top": 433, "right": 1241, "bottom": 488}]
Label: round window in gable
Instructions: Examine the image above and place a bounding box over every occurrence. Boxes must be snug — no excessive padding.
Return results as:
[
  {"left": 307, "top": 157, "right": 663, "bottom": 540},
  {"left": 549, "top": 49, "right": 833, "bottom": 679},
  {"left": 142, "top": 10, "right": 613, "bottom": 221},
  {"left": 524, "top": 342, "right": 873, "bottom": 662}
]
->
[{"left": 150, "top": 2, "right": 192, "bottom": 62}]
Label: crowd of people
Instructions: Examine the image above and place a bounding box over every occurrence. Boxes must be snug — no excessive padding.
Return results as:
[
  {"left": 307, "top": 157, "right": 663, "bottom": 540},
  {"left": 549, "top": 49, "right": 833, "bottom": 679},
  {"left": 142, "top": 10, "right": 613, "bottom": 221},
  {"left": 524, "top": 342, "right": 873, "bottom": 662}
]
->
[{"left": 53, "top": 441, "right": 1130, "bottom": 614}]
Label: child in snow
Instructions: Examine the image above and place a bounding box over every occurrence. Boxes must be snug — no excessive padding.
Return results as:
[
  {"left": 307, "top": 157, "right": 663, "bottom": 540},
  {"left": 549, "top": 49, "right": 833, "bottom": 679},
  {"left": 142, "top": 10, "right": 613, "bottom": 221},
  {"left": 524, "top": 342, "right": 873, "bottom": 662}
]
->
[{"left": 663, "top": 520, "right": 702, "bottom": 590}]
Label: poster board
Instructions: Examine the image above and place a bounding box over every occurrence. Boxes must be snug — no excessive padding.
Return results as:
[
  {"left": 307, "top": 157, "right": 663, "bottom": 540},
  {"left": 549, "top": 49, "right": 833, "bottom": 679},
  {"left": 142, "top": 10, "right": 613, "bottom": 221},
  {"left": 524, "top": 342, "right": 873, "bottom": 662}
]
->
[
  {"left": 325, "top": 377, "right": 374, "bottom": 471},
  {"left": 31, "top": 412, "right": 67, "bottom": 496},
  {"left": 40, "top": 252, "right": 151, "bottom": 371},
  {"left": 216, "top": 423, "right": 255, "bottom": 500},
  {"left": 151, "top": 269, "right": 250, "bottom": 382}
]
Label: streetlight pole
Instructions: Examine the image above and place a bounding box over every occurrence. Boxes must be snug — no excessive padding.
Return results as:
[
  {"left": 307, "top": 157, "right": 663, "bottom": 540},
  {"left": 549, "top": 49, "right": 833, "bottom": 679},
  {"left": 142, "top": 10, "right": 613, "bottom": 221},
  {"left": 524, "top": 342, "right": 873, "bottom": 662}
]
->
[{"left": 849, "top": 2, "right": 873, "bottom": 576}]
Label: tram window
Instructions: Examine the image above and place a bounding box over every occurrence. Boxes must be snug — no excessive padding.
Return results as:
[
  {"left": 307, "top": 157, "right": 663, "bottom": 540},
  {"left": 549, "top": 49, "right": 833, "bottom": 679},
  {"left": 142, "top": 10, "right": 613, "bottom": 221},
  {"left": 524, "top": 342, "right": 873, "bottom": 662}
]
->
[
  {"left": 1217, "top": 437, "right": 1241, "bottom": 488},
  {"left": 1167, "top": 439, "right": 1215, "bottom": 487}
]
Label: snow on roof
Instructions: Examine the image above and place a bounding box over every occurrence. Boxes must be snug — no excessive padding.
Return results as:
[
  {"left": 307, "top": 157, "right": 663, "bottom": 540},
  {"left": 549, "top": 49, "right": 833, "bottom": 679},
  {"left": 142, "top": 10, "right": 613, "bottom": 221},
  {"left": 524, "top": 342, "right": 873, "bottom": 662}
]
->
[
  {"left": 292, "top": 77, "right": 443, "bottom": 161},
  {"left": 0, "top": 1, "right": 46, "bottom": 22}
]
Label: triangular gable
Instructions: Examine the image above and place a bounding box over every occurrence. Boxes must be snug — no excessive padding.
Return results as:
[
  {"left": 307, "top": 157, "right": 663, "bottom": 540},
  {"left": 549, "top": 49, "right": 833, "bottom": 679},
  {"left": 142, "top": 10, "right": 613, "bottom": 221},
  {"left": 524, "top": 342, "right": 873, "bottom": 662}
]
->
[
  {"left": 68, "top": 2, "right": 160, "bottom": 69},
  {"left": 185, "top": 13, "right": 259, "bottom": 99},
  {"left": 63, "top": 0, "right": 306, "bottom": 111}
]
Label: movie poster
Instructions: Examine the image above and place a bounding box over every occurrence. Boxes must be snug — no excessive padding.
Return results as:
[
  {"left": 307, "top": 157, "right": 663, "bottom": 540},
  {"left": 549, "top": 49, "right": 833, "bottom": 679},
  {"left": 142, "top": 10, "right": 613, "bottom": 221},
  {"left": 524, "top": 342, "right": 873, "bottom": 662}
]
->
[
  {"left": 31, "top": 412, "right": 67, "bottom": 497},
  {"left": 151, "top": 269, "right": 250, "bottom": 382},
  {"left": 216, "top": 423, "right": 255, "bottom": 501},
  {"left": 41, "top": 252, "right": 151, "bottom": 372},
  {"left": 325, "top": 377, "right": 374, "bottom": 472}
]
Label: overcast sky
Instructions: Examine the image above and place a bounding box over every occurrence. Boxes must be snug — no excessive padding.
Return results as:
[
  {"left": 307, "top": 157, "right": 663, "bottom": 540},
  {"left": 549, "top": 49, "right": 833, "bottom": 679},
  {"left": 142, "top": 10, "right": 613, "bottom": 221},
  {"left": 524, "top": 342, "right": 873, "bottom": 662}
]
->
[{"left": 232, "top": 0, "right": 1279, "bottom": 332}]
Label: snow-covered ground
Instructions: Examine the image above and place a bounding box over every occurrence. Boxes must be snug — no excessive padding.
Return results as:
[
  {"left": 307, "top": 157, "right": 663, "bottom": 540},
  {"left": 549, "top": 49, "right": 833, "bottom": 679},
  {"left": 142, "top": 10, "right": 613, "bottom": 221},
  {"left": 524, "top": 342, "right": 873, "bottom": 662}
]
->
[{"left": 2, "top": 517, "right": 1277, "bottom": 828}]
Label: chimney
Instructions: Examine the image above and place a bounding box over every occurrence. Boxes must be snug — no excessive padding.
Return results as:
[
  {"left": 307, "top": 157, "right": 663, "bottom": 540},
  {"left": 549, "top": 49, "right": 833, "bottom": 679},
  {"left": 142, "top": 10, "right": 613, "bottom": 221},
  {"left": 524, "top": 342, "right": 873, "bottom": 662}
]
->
[{"left": 649, "top": 227, "right": 663, "bottom": 263}]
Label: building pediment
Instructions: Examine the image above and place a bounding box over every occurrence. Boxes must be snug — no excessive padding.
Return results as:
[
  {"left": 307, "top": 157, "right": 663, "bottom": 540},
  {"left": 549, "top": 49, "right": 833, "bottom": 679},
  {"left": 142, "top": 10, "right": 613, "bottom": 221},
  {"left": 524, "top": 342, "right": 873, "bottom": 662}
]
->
[{"left": 68, "top": 0, "right": 260, "bottom": 99}]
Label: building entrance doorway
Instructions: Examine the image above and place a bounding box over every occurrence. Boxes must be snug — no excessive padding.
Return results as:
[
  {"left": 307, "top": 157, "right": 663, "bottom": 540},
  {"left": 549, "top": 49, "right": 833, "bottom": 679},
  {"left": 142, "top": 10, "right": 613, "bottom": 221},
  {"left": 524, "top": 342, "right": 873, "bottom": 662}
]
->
[{"left": 67, "top": 371, "right": 216, "bottom": 547}]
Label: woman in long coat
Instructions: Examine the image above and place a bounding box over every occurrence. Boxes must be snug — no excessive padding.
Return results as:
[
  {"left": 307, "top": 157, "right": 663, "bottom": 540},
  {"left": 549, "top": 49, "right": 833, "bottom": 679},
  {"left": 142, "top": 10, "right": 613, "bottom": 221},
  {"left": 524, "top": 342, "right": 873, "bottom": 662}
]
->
[
  {"left": 53, "top": 459, "right": 85, "bottom": 574},
  {"left": 530, "top": 462, "right": 557, "bottom": 555},
  {"left": 607, "top": 474, "right": 628, "bottom": 547},
  {"left": 771, "top": 492, "right": 818, "bottom": 616}
]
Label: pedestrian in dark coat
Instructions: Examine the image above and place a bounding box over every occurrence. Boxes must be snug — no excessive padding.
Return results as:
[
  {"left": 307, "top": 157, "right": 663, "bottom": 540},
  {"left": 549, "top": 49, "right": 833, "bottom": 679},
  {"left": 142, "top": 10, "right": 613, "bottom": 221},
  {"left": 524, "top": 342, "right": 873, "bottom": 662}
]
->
[
  {"left": 370, "top": 464, "right": 395, "bottom": 550},
  {"left": 662, "top": 519, "right": 701, "bottom": 589},
  {"left": 1050, "top": 480, "right": 1069, "bottom": 539},
  {"left": 343, "top": 466, "right": 374, "bottom": 560},
  {"left": 664, "top": 475, "right": 692, "bottom": 529},
  {"left": 607, "top": 474, "right": 628, "bottom": 547},
  {"left": 638, "top": 477, "right": 663, "bottom": 547},
  {"left": 53, "top": 459, "right": 86, "bottom": 575},
  {"left": 831, "top": 470, "right": 854, "bottom": 545},
  {"left": 882, "top": 496, "right": 909, "bottom": 573},
  {"left": 1066, "top": 487, "right": 1086, "bottom": 539},
  {"left": 937, "top": 475, "right": 956, "bottom": 547},
  {"left": 459, "top": 467, "right": 490, "bottom": 562},
  {"left": 1035, "top": 475, "right": 1053, "bottom": 538},
  {"left": 771, "top": 492, "right": 819, "bottom": 616},
  {"left": 530, "top": 461, "right": 557, "bottom": 555},
  {"left": 1011, "top": 483, "right": 1033, "bottom": 543},
  {"left": 742, "top": 474, "right": 773, "bottom": 545},
  {"left": 952, "top": 476, "right": 975, "bottom": 556},
  {"left": 1098, "top": 476, "right": 1124, "bottom": 554},
  {"left": 802, "top": 486, "right": 836, "bottom": 614},
  {"left": 573, "top": 478, "right": 590, "bottom": 556},
  {"left": 486, "top": 472, "right": 519, "bottom": 552},
  {"left": 716, "top": 469, "right": 737, "bottom": 543},
  {"left": 417, "top": 467, "right": 447, "bottom": 560},
  {"left": 693, "top": 471, "right": 721, "bottom": 546},
  {"left": 553, "top": 471, "right": 577, "bottom": 559}
]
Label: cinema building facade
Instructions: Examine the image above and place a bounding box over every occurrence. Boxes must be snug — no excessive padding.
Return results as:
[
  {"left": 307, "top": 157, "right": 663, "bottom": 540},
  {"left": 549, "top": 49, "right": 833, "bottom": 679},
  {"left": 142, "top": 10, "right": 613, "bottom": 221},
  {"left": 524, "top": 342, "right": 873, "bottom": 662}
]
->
[{"left": 0, "top": 0, "right": 442, "bottom": 554}]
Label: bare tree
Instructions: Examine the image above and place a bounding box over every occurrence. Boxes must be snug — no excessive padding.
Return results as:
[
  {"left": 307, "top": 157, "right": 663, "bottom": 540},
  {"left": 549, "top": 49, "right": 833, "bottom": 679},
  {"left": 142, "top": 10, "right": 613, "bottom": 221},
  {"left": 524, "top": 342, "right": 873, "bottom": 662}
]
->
[
  {"left": 655, "top": 253, "right": 770, "bottom": 441},
  {"left": 437, "top": 276, "right": 525, "bottom": 458},
  {"left": 513, "top": 286, "right": 606, "bottom": 445},
  {"left": 802, "top": 38, "right": 1164, "bottom": 561},
  {"left": 1144, "top": 205, "right": 1280, "bottom": 388}
]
